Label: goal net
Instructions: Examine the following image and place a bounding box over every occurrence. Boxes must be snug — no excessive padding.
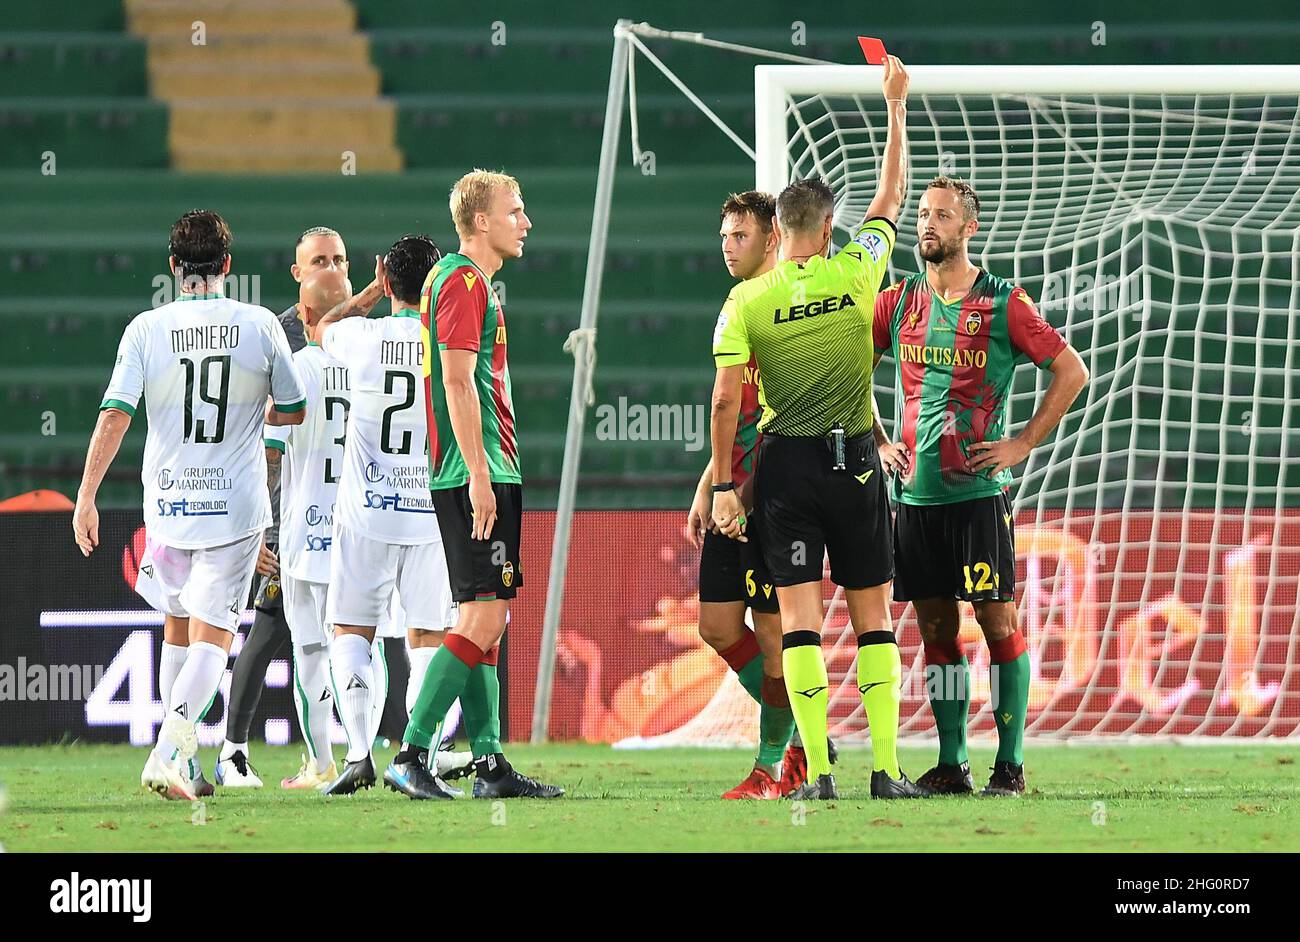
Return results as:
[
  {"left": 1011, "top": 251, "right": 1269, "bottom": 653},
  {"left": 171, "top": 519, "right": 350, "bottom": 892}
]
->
[{"left": 620, "top": 65, "right": 1300, "bottom": 748}]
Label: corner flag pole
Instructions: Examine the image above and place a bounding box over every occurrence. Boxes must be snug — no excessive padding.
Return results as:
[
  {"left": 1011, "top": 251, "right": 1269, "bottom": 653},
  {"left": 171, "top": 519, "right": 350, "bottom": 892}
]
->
[{"left": 531, "top": 19, "right": 633, "bottom": 743}]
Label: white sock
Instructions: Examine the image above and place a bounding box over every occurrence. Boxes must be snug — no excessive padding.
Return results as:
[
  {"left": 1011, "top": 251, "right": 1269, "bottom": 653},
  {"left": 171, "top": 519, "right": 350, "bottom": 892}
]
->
[
  {"left": 292, "top": 642, "right": 333, "bottom": 771},
  {"left": 220, "top": 739, "right": 247, "bottom": 761},
  {"left": 156, "top": 641, "right": 226, "bottom": 759},
  {"left": 159, "top": 641, "right": 188, "bottom": 710},
  {"left": 406, "top": 646, "right": 436, "bottom": 719},
  {"left": 329, "top": 634, "right": 374, "bottom": 764},
  {"left": 367, "top": 638, "right": 389, "bottom": 747}
]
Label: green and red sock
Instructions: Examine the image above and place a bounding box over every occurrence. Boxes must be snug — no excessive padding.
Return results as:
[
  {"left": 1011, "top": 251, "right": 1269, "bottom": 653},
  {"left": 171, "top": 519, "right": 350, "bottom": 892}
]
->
[
  {"left": 989, "top": 631, "right": 1029, "bottom": 767},
  {"left": 718, "top": 630, "right": 764, "bottom": 704},
  {"left": 719, "top": 630, "right": 792, "bottom": 769},
  {"left": 460, "top": 644, "right": 502, "bottom": 759},
  {"left": 757, "top": 675, "right": 795, "bottom": 768},
  {"left": 403, "top": 633, "right": 482, "bottom": 750},
  {"left": 923, "top": 637, "right": 970, "bottom": 767}
]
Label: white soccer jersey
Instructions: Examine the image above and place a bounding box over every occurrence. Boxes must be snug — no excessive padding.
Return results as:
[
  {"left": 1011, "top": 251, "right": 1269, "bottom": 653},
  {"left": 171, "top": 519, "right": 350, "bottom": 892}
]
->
[
  {"left": 101, "top": 292, "right": 306, "bottom": 550},
  {"left": 320, "top": 310, "right": 437, "bottom": 545},
  {"left": 265, "top": 343, "right": 351, "bottom": 583}
]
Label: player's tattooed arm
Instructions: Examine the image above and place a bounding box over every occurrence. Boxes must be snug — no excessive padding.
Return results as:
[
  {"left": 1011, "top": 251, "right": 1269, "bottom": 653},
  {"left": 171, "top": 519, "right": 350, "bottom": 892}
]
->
[
  {"left": 316, "top": 254, "right": 388, "bottom": 345},
  {"left": 265, "top": 446, "right": 282, "bottom": 500},
  {"left": 73, "top": 407, "right": 132, "bottom": 556}
]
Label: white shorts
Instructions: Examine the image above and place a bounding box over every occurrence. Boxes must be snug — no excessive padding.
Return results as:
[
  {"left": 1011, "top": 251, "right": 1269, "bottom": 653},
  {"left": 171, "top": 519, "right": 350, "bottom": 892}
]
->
[
  {"left": 282, "top": 575, "right": 330, "bottom": 647},
  {"left": 377, "top": 591, "right": 407, "bottom": 639},
  {"left": 327, "top": 524, "right": 455, "bottom": 633},
  {"left": 133, "top": 531, "right": 261, "bottom": 633}
]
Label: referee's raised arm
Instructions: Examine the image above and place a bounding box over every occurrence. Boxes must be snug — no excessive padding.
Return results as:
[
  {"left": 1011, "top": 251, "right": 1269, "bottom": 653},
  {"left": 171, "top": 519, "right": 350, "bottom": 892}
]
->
[
  {"left": 864, "top": 55, "right": 910, "bottom": 226},
  {"left": 704, "top": 55, "right": 928, "bottom": 801}
]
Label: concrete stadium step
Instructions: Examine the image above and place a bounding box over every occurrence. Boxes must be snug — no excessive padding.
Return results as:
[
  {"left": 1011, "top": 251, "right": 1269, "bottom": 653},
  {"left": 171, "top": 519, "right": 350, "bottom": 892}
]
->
[
  {"left": 125, "top": 0, "right": 357, "bottom": 37},
  {"left": 167, "top": 98, "right": 397, "bottom": 158},
  {"left": 127, "top": 0, "right": 399, "bottom": 173},
  {"left": 173, "top": 143, "right": 404, "bottom": 173},
  {"left": 145, "top": 33, "right": 371, "bottom": 66},
  {"left": 170, "top": 147, "right": 404, "bottom": 174},
  {"left": 150, "top": 63, "right": 381, "bottom": 100}
]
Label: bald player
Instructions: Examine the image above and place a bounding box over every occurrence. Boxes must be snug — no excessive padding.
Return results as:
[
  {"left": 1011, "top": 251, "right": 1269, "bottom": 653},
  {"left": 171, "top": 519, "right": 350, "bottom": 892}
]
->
[
  {"left": 261, "top": 269, "right": 354, "bottom": 788},
  {"left": 218, "top": 227, "right": 351, "bottom": 787}
]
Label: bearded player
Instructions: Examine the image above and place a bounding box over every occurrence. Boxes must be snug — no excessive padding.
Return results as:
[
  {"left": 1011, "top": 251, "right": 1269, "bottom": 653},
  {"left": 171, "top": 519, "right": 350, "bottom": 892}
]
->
[
  {"left": 871, "top": 176, "right": 1088, "bottom": 796},
  {"left": 687, "top": 191, "right": 803, "bottom": 799}
]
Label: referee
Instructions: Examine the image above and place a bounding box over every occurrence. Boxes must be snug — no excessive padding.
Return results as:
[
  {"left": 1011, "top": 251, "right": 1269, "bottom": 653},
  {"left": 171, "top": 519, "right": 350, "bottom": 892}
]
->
[{"left": 709, "top": 55, "right": 925, "bottom": 800}]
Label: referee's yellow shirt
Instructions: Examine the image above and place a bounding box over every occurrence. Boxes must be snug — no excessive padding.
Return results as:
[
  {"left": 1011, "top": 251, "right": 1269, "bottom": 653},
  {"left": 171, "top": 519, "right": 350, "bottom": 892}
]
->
[{"left": 712, "top": 217, "right": 896, "bottom": 438}]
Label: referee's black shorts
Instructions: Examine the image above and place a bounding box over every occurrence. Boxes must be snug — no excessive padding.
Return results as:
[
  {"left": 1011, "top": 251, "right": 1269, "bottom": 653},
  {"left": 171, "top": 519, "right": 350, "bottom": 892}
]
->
[
  {"left": 698, "top": 505, "right": 779, "bottom": 613},
  {"left": 430, "top": 482, "right": 523, "bottom": 603},
  {"left": 753, "top": 432, "right": 893, "bottom": 589}
]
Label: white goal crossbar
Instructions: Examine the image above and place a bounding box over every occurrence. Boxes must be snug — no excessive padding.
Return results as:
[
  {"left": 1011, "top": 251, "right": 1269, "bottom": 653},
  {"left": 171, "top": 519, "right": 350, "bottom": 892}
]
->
[{"left": 755, "top": 64, "right": 1300, "bottom": 194}]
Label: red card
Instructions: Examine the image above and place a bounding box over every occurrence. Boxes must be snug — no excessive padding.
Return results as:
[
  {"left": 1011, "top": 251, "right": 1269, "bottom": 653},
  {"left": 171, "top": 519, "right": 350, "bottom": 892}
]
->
[{"left": 857, "top": 36, "right": 887, "bottom": 65}]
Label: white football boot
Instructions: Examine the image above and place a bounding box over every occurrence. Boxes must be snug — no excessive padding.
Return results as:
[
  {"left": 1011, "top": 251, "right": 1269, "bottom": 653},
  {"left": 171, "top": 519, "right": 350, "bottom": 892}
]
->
[
  {"left": 142, "top": 714, "right": 199, "bottom": 801},
  {"left": 215, "top": 747, "right": 264, "bottom": 788},
  {"left": 434, "top": 748, "right": 475, "bottom": 781}
]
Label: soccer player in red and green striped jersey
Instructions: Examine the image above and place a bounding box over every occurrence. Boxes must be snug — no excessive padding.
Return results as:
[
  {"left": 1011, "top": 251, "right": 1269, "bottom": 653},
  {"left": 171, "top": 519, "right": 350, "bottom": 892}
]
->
[
  {"left": 871, "top": 176, "right": 1088, "bottom": 796},
  {"left": 391, "top": 170, "right": 561, "bottom": 800},
  {"left": 687, "top": 191, "right": 800, "bottom": 800}
]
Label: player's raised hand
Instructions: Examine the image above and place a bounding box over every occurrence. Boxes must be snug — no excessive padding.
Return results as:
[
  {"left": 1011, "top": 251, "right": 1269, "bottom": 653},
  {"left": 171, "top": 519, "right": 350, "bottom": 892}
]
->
[
  {"left": 374, "top": 253, "right": 387, "bottom": 288},
  {"left": 468, "top": 473, "right": 497, "bottom": 541},
  {"left": 72, "top": 498, "right": 99, "bottom": 556},
  {"left": 882, "top": 54, "right": 909, "bottom": 103}
]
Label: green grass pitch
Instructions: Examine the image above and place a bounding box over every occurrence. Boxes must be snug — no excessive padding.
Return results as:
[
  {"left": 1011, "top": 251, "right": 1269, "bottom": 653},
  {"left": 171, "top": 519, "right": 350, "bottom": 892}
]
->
[{"left": 1, "top": 743, "right": 1296, "bottom": 852}]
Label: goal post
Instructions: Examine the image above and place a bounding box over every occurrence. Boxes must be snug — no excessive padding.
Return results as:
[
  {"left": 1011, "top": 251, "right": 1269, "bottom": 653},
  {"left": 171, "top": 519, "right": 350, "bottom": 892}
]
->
[
  {"left": 621, "top": 62, "right": 1300, "bottom": 748},
  {"left": 755, "top": 64, "right": 1300, "bottom": 195}
]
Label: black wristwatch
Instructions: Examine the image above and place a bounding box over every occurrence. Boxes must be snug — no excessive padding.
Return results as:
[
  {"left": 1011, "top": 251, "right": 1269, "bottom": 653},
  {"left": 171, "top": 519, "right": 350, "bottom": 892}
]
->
[{"left": 711, "top": 482, "right": 736, "bottom": 493}]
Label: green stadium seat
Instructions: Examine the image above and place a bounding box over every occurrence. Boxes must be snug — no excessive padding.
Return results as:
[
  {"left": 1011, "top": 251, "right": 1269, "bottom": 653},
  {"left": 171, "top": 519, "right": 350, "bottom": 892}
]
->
[{"left": 0, "top": 35, "right": 147, "bottom": 97}]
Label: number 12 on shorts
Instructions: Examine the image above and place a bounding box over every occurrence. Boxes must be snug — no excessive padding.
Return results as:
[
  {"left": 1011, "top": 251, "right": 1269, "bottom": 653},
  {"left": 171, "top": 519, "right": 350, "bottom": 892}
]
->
[{"left": 963, "top": 561, "right": 999, "bottom": 594}]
